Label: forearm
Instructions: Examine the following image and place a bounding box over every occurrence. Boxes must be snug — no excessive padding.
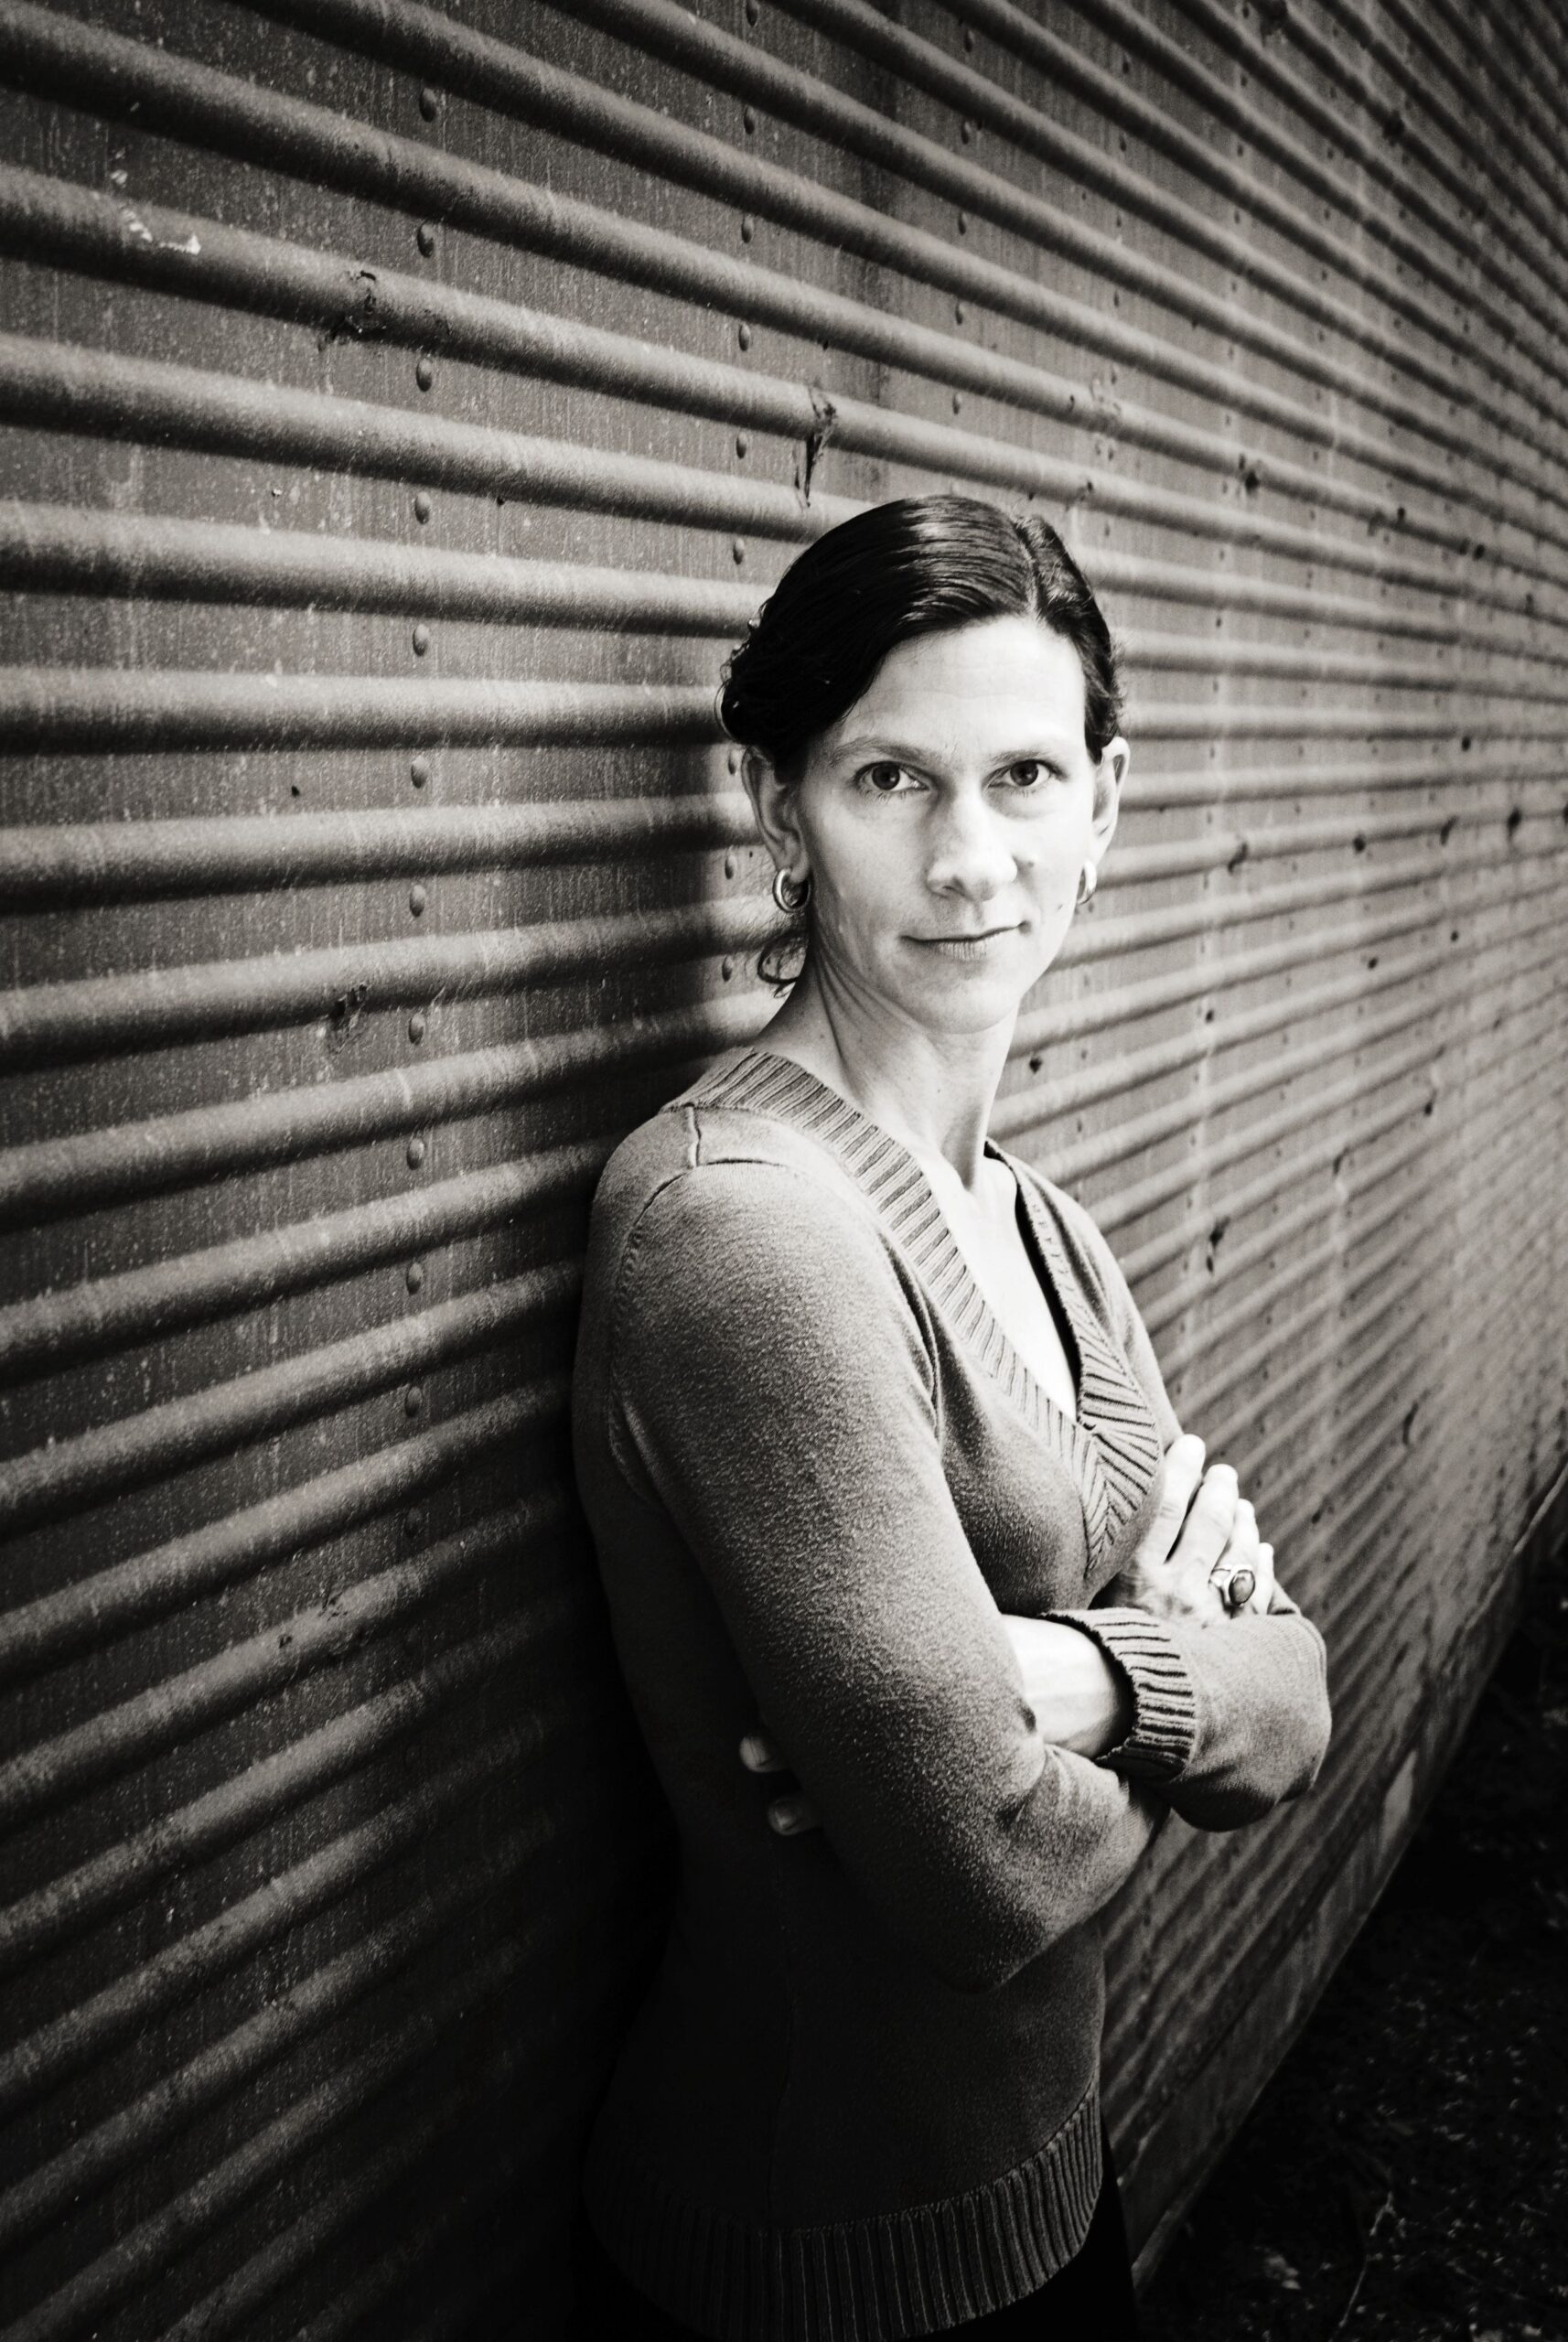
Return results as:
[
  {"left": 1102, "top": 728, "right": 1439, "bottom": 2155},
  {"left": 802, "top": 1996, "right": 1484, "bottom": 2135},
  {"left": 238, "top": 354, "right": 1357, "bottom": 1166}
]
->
[{"left": 1001, "top": 1614, "right": 1134, "bottom": 1758}]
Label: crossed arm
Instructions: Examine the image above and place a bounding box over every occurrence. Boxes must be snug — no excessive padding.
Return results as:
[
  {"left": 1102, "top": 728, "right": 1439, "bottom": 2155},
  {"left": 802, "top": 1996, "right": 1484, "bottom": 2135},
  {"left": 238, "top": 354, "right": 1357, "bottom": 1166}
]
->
[
  {"left": 611, "top": 1162, "right": 1330, "bottom": 1992},
  {"left": 748, "top": 1429, "right": 1334, "bottom": 1839}
]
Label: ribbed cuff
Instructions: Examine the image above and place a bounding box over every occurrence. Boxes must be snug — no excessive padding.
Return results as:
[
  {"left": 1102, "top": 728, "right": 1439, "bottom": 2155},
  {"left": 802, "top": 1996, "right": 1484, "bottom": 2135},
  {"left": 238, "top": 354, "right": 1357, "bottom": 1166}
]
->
[{"left": 1041, "top": 1606, "right": 1199, "bottom": 1784}]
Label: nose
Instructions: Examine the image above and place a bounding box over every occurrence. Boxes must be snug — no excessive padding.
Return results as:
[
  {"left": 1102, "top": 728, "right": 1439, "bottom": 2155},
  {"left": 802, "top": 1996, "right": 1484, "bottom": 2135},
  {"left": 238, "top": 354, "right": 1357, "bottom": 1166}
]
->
[{"left": 924, "top": 788, "right": 1019, "bottom": 903}]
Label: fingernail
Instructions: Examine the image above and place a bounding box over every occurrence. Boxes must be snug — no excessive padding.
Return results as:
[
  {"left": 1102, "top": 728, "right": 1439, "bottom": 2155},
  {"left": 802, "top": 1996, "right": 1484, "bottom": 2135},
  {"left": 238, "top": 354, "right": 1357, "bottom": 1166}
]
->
[
  {"left": 769, "top": 1800, "right": 800, "bottom": 1833},
  {"left": 740, "top": 1735, "right": 765, "bottom": 1766}
]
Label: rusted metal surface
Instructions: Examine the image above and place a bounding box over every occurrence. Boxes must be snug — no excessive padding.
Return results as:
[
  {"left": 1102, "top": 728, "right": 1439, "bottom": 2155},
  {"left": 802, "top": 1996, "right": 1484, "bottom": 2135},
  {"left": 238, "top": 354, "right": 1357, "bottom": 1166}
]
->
[{"left": 2, "top": 2, "right": 1565, "bottom": 2337}]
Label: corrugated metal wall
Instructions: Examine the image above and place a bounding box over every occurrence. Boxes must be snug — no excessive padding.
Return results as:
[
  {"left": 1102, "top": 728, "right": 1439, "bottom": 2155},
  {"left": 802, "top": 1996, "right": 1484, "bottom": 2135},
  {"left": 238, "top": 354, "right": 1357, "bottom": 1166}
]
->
[{"left": 3, "top": 0, "right": 1566, "bottom": 2333}]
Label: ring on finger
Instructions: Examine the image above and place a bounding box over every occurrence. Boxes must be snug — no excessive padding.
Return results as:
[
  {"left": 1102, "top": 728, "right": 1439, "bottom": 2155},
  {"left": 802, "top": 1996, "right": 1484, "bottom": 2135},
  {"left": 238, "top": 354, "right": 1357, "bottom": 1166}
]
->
[{"left": 1208, "top": 1561, "right": 1255, "bottom": 1613}]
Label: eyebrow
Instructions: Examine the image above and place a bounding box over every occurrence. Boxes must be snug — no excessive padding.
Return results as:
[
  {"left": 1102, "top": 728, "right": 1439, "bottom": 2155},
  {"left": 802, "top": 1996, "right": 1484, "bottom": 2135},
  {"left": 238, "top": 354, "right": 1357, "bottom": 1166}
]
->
[{"left": 831, "top": 736, "right": 1077, "bottom": 766}]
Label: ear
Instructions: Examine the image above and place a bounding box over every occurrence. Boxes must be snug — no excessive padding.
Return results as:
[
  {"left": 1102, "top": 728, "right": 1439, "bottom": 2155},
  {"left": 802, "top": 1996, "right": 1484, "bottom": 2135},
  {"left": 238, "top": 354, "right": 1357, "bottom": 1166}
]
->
[
  {"left": 739, "top": 747, "right": 808, "bottom": 877},
  {"left": 1088, "top": 735, "right": 1128, "bottom": 863}
]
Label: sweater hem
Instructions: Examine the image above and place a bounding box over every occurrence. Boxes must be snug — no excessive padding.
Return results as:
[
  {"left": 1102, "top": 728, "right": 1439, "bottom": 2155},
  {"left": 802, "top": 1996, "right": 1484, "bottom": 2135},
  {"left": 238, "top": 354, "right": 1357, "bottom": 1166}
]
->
[{"left": 582, "top": 2079, "right": 1104, "bottom": 2342}]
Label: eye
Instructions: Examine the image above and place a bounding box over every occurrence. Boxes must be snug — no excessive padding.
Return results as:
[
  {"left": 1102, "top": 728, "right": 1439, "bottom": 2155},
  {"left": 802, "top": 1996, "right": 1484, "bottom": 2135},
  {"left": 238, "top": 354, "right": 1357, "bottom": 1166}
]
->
[
  {"left": 857, "top": 760, "right": 919, "bottom": 796},
  {"left": 1002, "top": 759, "right": 1047, "bottom": 789}
]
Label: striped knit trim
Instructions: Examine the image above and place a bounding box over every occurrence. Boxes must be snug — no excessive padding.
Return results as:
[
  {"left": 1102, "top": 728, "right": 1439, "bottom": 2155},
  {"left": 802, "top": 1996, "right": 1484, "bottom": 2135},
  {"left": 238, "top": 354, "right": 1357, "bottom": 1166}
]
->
[
  {"left": 681, "top": 1051, "right": 1162, "bottom": 1577},
  {"left": 1041, "top": 1605, "right": 1199, "bottom": 1783},
  {"left": 583, "top": 2077, "right": 1103, "bottom": 2342}
]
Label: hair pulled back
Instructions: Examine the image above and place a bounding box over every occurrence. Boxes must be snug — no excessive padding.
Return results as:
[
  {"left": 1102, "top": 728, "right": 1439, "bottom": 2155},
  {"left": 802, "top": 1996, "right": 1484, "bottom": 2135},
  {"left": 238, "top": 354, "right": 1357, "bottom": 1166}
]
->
[{"left": 719, "top": 494, "right": 1122, "bottom": 780}]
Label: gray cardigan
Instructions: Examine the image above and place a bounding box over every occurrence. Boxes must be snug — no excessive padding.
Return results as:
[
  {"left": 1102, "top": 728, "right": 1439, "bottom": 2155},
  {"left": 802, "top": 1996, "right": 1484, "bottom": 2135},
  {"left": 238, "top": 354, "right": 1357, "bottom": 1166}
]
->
[{"left": 571, "top": 1046, "right": 1332, "bottom": 2342}]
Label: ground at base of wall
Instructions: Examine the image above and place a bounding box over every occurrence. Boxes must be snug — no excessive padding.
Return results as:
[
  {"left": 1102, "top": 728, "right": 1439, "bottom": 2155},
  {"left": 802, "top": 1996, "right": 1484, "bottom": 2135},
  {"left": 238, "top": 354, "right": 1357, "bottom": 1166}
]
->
[{"left": 1144, "top": 1542, "right": 1568, "bottom": 2342}]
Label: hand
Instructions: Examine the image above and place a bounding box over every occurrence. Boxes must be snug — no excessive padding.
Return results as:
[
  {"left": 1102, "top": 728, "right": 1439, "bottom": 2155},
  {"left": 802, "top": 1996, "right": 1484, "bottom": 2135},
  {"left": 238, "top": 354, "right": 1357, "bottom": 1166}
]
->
[
  {"left": 1105, "top": 1434, "right": 1275, "bottom": 1625},
  {"left": 739, "top": 1730, "right": 820, "bottom": 1836}
]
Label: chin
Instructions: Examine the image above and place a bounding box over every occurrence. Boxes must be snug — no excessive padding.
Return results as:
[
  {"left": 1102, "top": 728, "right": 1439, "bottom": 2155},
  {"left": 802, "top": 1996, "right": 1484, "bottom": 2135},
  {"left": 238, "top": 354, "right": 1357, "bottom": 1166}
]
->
[{"left": 910, "top": 974, "right": 1034, "bottom": 1036}]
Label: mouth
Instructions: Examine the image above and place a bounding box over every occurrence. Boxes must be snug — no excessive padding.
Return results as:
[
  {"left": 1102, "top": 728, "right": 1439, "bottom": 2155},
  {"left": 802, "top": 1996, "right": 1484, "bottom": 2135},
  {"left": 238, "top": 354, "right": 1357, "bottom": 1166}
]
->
[{"left": 908, "top": 926, "right": 1019, "bottom": 955}]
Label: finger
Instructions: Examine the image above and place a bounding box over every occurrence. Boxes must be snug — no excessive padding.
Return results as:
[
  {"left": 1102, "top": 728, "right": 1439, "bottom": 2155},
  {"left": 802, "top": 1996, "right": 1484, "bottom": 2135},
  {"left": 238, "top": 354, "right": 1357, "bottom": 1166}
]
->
[
  {"left": 1142, "top": 1434, "right": 1207, "bottom": 1563},
  {"left": 1176, "top": 1462, "right": 1240, "bottom": 1571},
  {"left": 768, "top": 1794, "right": 821, "bottom": 1835},
  {"left": 739, "top": 1732, "right": 790, "bottom": 1774},
  {"left": 1209, "top": 1499, "right": 1261, "bottom": 1575},
  {"left": 1246, "top": 1543, "right": 1276, "bottom": 1615}
]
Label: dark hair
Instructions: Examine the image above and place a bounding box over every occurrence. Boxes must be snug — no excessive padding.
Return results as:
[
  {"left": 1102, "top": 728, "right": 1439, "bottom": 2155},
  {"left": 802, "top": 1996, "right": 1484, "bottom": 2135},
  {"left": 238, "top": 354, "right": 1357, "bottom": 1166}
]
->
[
  {"left": 721, "top": 495, "right": 1122, "bottom": 988},
  {"left": 719, "top": 494, "right": 1123, "bottom": 781}
]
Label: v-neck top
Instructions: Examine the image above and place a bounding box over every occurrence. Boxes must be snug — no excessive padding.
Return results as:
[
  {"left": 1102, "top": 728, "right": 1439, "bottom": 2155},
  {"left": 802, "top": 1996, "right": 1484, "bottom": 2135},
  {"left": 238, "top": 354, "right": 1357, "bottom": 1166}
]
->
[
  {"left": 692, "top": 1047, "right": 1167, "bottom": 1585},
  {"left": 570, "top": 1045, "right": 1333, "bottom": 2342}
]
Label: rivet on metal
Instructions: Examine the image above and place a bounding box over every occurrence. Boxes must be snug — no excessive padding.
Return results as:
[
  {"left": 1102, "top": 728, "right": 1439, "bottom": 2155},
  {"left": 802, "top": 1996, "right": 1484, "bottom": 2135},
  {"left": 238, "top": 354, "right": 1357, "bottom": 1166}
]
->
[
  {"left": 406, "top": 1260, "right": 425, "bottom": 1293},
  {"left": 416, "top": 221, "right": 436, "bottom": 255},
  {"left": 743, "top": 105, "right": 757, "bottom": 134},
  {"left": 405, "top": 1386, "right": 424, "bottom": 1418},
  {"left": 737, "top": 322, "right": 752, "bottom": 350},
  {"left": 957, "top": 211, "right": 968, "bottom": 234},
  {"left": 746, "top": 0, "right": 758, "bottom": 19},
  {"left": 408, "top": 1011, "right": 427, "bottom": 1042},
  {"left": 725, "top": 852, "right": 737, "bottom": 878},
  {"left": 740, "top": 214, "right": 754, "bottom": 242},
  {"left": 407, "top": 1135, "right": 427, "bottom": 1168},
  {"left": 736, "top": 433, "right": 749, "bottom": 457},
  {"left": 418, "top": 85, "right": 439, "bottom": 119},
  {"left": 409, "top": 885, "right": 427, "bottom": 917},
  {"left": 411, "top": 755, "right": 431, "bottom": 787},
  {"left": 412, "top": 623, "right": 431, "bottom": 656},
  {"left": 722, "top": 955, "right": 736, "bottom": 981},
  {"left": 728, "top": 747, "right": 741, "bottom": 773},
  {"left": 405, "top": 1508, "right": 424, "bottom": 1539},
  {"left": 732, "top": 538, "right": 746, "bottom": 564},
  {"left": 413, "top": 490, "right": 432, "bottom": 524},
  {"left": 415, "top": 356, "right": 435, "bottom": 392},
  {"left": 955, "top": 301, "right": 965, "bottom": 323}
]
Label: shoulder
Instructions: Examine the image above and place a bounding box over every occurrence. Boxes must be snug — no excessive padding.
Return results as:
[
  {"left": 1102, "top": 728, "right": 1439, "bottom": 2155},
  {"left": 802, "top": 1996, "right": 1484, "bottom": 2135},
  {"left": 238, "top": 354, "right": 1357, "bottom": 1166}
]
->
[{"left": 586, "top": 1093, "right": 912, "bottom": 1330}]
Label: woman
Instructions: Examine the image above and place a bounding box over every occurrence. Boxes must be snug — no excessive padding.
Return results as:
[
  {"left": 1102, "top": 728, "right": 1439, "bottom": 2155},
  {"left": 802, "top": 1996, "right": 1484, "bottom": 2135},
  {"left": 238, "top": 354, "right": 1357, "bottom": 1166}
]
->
[{"left": 569, "top": 496, "right": 1332, "bottom": 2341}]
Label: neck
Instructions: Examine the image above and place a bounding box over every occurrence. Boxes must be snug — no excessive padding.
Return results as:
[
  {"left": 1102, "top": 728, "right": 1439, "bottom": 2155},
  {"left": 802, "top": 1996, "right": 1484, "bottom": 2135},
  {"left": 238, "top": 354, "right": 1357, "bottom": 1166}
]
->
[{"left": 758, "top": 959, "right": 1015, "bottom": 1190}]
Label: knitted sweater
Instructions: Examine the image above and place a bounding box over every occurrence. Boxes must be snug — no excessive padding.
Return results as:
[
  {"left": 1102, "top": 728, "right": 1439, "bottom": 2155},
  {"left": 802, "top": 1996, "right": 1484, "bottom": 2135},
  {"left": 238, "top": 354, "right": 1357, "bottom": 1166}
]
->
[{"left": 571, "top": 1047, "right": 1332, "bottom": 2342}]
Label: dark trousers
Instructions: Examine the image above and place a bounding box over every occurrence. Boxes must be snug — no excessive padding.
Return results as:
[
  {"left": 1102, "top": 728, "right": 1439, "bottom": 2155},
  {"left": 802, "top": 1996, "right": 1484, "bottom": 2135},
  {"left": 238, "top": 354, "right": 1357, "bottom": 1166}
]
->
[{"left": 567, "top": 2120, "right": 1141, "bottom": 2339}]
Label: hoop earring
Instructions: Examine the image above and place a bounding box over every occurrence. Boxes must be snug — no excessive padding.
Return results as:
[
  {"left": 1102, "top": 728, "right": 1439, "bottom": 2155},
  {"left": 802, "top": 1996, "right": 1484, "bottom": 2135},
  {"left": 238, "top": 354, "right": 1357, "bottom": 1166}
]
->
[
  {"left": 1074, "top": 862, "right": 1098, "bottom": 908},
  {"left": 771, "top": 866, "right": 812, "bottom": 914}
]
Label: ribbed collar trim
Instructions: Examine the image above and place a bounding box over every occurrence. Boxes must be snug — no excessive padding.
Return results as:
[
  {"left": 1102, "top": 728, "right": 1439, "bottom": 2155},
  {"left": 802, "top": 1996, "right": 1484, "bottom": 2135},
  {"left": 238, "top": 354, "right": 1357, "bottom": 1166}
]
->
[{"left": 679, "top": 1047, "right": 1162, "bottom": 1573}]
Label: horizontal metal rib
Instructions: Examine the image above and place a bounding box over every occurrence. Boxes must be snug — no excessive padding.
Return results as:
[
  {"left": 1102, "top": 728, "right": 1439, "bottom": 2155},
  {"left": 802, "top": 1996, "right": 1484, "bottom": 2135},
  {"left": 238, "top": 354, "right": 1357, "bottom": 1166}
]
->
[
  {"left": 949, "top": 0, "right": 1568, "bottom": 403},
  {"left": 13, "top": 499, "right": 1562, "bottom": 689},
  {"left": 0, "top": 1263, "right": 577, "bottom": 1537},
  {"left": 0, "top": 791, "right": 756, "bottom": 908},
  {"left": 2, "top": 1860, "right": 631, "bottom": 2342},
  {"left": 0, "top": 1141, "right": 604, "bottom": 1384},
  {"left": 1019, "top": 894, "right": 1564, "bottom": 1139},
  {"left": 0, "top": 332, "right": 853, "bottom": 543},
  {"left": 0, "top": 1381, "right": 566, "bottom": 1688},
  {"left": 1011, "top": 854, "right": 1568, "bottom": 1057},
  {"left": 0, "top": 896, "right": 774, "bottom": 1066},
  {"left": 3, "top": 41, "right": 1565, "bottom": 616},
  {"left": 0, "top": 1489, "right": 573, "bottom": 1836},
  {"left": 0, "top": 1576, "right": 584, "bottom": 1975},
  {"left": 0, "top": 1687, "right": 586, "bottom": 2120},
  {"left": 0, "top": 1732, "right": 614, "bottom": 2254},
  {"left": 0, "top": 500, "right": 762, "bottom": 630},
  {"left": 1071, "top": 948, "right": 1563, "bottom": 1261},
  {"left": 271, "top": 0, "right": 1568, "bottom": 530},
  {"left": 1162, "top": 0, "right": 1568, "bottom": 363},
  {"left": 1128, "top": 983, "right": 1567, "bottom": 1312},
  {"left": 5, "top": 169, "right": 1557, "bottom": 618},
  {"left": 0, "top": 992, "right": 763, "bottom": 1230},
  {"left": 0, "top": 664, "right": 720, "bottom": 755}
]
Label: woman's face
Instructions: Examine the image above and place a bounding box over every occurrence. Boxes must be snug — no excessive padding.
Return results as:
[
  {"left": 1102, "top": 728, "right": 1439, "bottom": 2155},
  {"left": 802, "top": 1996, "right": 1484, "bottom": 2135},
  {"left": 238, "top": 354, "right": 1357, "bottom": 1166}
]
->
[{"left": 749, "top": 614, "right": 1125, "bottom": 1041}]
